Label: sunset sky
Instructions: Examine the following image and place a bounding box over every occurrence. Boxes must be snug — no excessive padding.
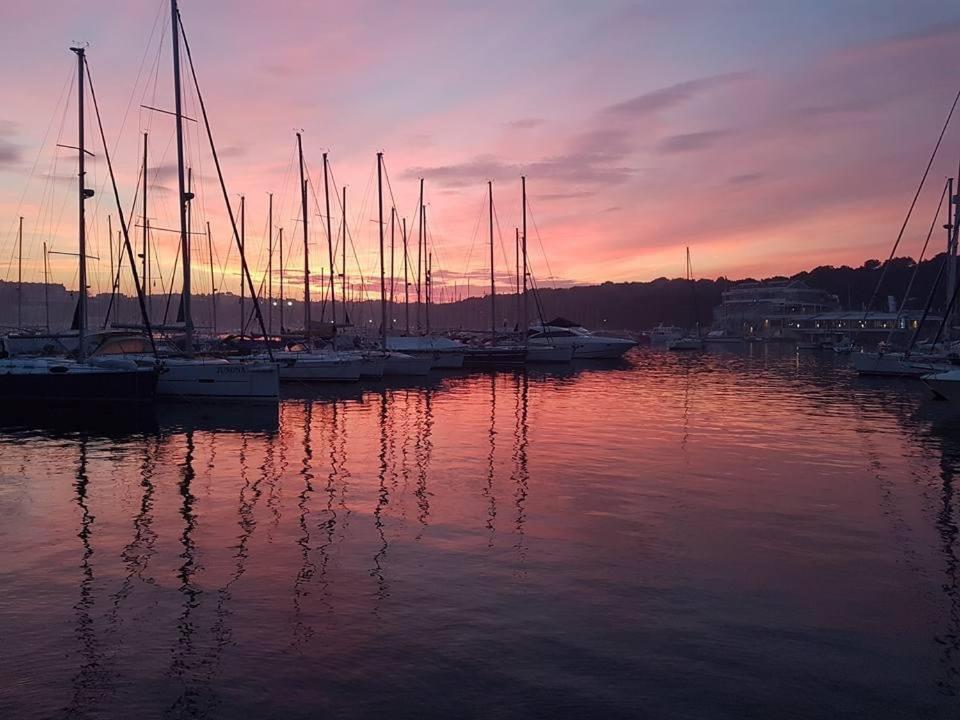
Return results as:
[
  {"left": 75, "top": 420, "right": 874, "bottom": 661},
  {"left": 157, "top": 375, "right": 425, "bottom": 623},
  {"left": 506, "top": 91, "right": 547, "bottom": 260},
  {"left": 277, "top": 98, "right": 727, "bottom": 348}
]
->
[{"left": 2, "top": 0, "right": 960, "bottom": 302}]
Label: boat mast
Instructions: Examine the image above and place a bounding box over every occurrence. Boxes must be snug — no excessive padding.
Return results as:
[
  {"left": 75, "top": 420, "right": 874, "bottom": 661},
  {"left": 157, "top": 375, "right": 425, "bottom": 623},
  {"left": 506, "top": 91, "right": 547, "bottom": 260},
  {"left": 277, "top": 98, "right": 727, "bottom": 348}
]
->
[
  {"left": 107, "top": 214, "right": 113, "bottom": 327},
  {"left": 323, "top": 152, "right": 335, "bottom": 326},
  {"left": 267, "top": 192, "right": 273, "bottom": 336},
  {"left": 488, "top": 180, "right": 495, "bottom": 340},
  {"left": 297, "top": 132, "right": 310, "bottom": 340},
  {"left": 170, "top": 0, "right": 193, "bottom": 353},
  {"left": 142, "top": 131, "right": 150, "bottom": 317},
  {"left": 390, "top": 206, "right": 396, "bottom": 313},
  {"left": 16, "top": 215, "right": 22, "bottom": 330},
  {"left": 278, "top": 226, "right": 284, "bottom": 332},
  {"left": 424, "top": 205, "right": 431, "bottom": 335},
  {"left": 515, "top": 227, "right": 519, "bottom": 329},
  {"left": 377, "top": 152, "right": 387, "bottom": 347},
  {"left": 947, "top": 177, "right": 956, "bottom": 342},
  {"left": 239, "top": 194, "right": 245, "bottom": 338},
  {"left": 403, "top": 217, "right": 409, "bottom": 334},
  {"left": 417, "top": 177, "right": 423, "bottom": 330},
  {"left": 43, "top": 242, "right": 49, "bottom": 331},
  {"left": 522, "top": 175, "right": 528, "bottom": 337},
  {"left": 70, "top": 46, "right": 90, "bottom": 361},
  {"left": 341, "top": 185, "right": 347, "bottom": 325},
  {"left": 207, "top": 220, "right": 216, "bottom": 336}
]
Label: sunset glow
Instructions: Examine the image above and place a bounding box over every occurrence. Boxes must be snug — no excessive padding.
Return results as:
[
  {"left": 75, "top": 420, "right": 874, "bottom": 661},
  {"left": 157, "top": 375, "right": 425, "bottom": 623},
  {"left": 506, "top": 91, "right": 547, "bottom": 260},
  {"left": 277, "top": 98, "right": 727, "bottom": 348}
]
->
[{"left": 2, "top": 0, "right": 959, "bottom": 300}]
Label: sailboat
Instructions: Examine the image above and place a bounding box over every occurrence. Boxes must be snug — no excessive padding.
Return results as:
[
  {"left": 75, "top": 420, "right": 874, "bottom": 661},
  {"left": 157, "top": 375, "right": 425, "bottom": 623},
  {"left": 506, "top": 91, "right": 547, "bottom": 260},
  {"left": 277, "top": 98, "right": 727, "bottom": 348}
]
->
[
  {"left": 462, "top": 181, "right": 527, "bottom": 368},
  {"left": 668, "top": 247, "right": 704, "bottom": 351},
  {"left": 0, "top": 46, "right": 157, "bottom": 402},
  {"left": 253, "top": 134, "right": 364, "bottom": 382},
  {"left": 117, "top": 0, "right": 279, "bottom": 401},
  {"left": 375, "top": 153, "right": 433, "bottom": 376},
  {"left": 383, "top": 179, "right": 466, "bottom": 369}
]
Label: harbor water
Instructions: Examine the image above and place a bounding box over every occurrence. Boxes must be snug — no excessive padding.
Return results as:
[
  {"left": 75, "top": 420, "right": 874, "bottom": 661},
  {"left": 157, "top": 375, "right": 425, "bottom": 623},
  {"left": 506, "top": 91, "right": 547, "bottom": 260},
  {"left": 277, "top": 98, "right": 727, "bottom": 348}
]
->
[{"left": 1, "top": 346, "right": 958, "bottom": 718}]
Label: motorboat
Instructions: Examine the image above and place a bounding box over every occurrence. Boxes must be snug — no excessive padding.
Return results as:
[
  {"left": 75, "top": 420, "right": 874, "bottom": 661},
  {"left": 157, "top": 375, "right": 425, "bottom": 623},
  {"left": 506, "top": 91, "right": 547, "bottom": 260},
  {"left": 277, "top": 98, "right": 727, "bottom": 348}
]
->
[
  {"left": 528, "top": 320, "right": 636, "bottom": 359},
  {"left": 525, "top": 344, "right": 575, "bottom": 363},
  {"left": 830, "top": 337, "right": 857, "bottom": 354}
]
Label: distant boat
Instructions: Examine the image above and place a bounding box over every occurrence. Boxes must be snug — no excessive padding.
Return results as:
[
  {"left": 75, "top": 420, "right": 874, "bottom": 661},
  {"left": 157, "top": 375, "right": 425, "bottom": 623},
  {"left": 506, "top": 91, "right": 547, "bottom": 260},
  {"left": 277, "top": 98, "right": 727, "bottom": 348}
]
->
[
  {"left": 703, "top": 329, "right": 743, "bottom": 344},
  {"left": 668, "top": 247, "right": 704, "bottom": 351},
  {"left": 649, "top": 324, "right": 684, "bottom": 346},
  {"left": 385, "top": 336, "right": 466, "bottom": 368}
]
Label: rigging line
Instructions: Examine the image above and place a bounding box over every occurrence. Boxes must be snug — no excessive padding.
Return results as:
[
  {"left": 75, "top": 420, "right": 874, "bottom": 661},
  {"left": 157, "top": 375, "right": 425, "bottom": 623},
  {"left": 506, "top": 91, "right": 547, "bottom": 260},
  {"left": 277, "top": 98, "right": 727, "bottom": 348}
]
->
[
  {"left": 3, "top": 60, "right": 74, "bottom": 282},
  {"left": 526, "top": 198, "right": 556, "bottom": 282},
  {"left": 88, "top": 0, "right": 166, "bottom": 240},
  {"left": 888, "top": 178, "right": 949, "bottom": 344},
  {"left": 491, "top": 197, "right": 514, "bottom": 289},
  {"left": 84, "top": 55, "right": 156, "bottom": 353},
  {"left": 329, "top": 159, "right": 373, "bottom": 306},
  {"left": 178, "top": 10, "right": 273, "bottom": 351},
  {"left": 865, "top": 84, "right": 960, "bottom": 316},
  {"left": 461, "top": 190, "right": 487, "bottom": 293}
]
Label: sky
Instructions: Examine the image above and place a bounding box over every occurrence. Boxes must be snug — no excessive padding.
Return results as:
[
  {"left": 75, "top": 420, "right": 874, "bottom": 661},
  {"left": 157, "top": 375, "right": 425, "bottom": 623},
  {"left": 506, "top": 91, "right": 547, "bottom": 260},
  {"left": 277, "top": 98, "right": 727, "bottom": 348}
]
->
[{"left": 2, "top": 0, "right": 960, "bottom": 303}]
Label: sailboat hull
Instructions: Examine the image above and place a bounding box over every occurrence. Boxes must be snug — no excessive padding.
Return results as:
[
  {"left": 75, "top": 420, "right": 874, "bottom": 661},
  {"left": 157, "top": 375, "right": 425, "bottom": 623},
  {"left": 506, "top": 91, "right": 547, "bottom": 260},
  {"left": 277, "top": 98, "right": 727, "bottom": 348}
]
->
[
  {"left": 0, "top": 361, "right": 157, "bottom": 402},
  {"left": 156, "top": 360, "right": 279, "bottom": 401},
  {"left": 463, "top": 346, "right": 527, "bottom": 368}
]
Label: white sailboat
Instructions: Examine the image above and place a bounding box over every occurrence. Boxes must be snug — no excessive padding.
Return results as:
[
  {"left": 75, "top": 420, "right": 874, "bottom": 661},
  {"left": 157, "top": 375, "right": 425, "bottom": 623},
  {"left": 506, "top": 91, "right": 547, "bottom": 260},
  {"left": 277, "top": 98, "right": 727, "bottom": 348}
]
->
[{"left": 132, "top": 0, "right": 279, "bottom": 401}]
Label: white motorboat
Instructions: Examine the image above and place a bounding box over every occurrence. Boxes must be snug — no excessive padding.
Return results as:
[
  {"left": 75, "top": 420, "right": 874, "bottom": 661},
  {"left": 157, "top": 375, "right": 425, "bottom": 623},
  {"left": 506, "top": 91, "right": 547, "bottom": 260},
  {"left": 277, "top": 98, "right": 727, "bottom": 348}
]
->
[
  {"left": 525, "top": 344, "right": 575, "bottom": 363},
  {"left": 528, "top": 321, "right": 636, "bottom": 359},
  {"left": 667, "top": 336, "right": 704, "bottom": 351}
]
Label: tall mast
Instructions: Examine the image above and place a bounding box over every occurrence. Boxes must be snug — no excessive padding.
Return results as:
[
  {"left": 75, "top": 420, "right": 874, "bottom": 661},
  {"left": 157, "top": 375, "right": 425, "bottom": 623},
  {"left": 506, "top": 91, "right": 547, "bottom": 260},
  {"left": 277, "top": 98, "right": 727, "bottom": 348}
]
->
[
  {"left": 267, "top": 192, "right": 273, "bottom": 336},
  {"left": 417, "top": 177, "right": 423, "bottom": 330},
  {"left": 488, "top": 180, "right": 495, "bottom": 340},
  {"left": 17, "top": 215, "right": 23, "bottom": 330},
  {"left": 424, "top": 206, "right": 431, "bottom": 334},
  {"left": 323, "top": 152, "right": 335, "bottom": 326},
  {"left": 390, "top": 207, "right": 396, "bottom": 313},
  {"left": 515, "top": 227, "right": 519, "bottom": 328},
  {"left": 341, "top": 186, "right": 347, "bottom": 325},
  {"left": 403, "top": 217, "right": 409, "bottom": 334},
  {"left": 947, "top": 177, "right": 956, "bottom": 341},
  {"left": 70, "top": 46, "right": 90, "bottom": 361},
  {"left": 107, "top": 214, "right": 113, "bottom": 327},
  {"left": 521, "top": 175, "right": 528, "bottom": 337},
  {"left": 278, "top": 226, "right": 284, "bottom": 332},
  {"left": 377, "top": 152, "right": 387, "bottom": 347},
  {"left": 207, "top": 220, "right": 216, "bottom": 336},
  {"left": 297, "top": 132, "right": 310, "bottom": 339},
  {"left": 170, "top": 0, "right": 193, "bottom": 353},
  {"left": 43, "top": 242, "right": 50, "bottom": 331},
  {"left": 239, "top": 194, "right": 245, "bottom": 337},
  {"left": 142, "top": 131, "right": 149, "bottom": 317}
]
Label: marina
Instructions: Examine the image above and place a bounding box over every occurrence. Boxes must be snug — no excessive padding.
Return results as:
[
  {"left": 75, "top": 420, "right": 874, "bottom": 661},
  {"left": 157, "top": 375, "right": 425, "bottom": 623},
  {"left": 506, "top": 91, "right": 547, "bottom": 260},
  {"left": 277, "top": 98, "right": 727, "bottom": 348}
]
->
[{"left": 4, "top": 1, "right": 960, "bottom": 717}]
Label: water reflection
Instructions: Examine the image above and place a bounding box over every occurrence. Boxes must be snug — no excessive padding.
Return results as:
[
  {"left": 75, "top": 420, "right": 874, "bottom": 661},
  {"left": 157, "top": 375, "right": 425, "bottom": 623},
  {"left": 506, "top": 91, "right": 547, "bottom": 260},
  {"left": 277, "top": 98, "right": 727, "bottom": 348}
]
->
[{"left": 4, "top": 351, "right": 960, "bottom": 718}]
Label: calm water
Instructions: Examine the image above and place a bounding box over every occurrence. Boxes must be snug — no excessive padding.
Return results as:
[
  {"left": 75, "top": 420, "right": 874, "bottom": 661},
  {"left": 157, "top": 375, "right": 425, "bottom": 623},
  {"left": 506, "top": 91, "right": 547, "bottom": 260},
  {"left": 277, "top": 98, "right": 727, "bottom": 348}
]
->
[{"left": 1, "top": 347, "right": 959, "bottom": 719}]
